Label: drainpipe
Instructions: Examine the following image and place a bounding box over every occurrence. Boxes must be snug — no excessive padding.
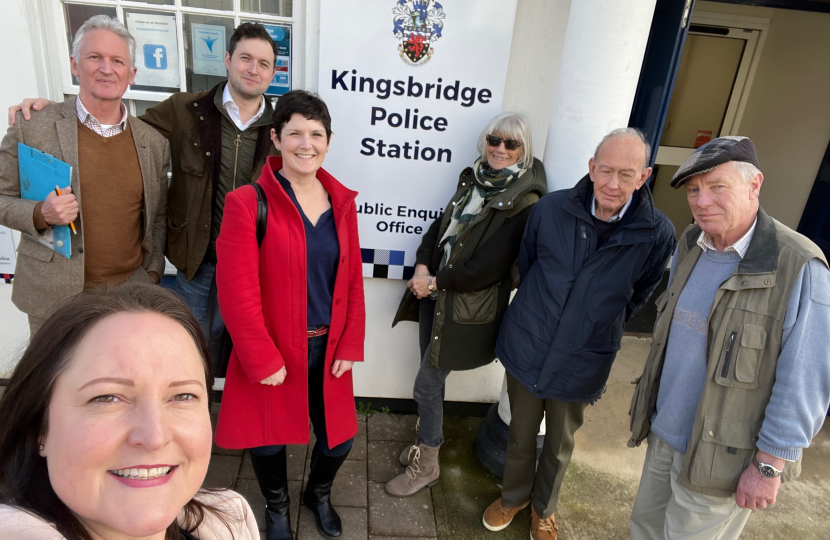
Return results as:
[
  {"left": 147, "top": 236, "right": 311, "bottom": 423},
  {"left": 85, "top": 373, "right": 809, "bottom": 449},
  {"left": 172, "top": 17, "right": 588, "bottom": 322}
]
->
[{"left": 476, "top": 0, "right": 658, "bottom": 479}]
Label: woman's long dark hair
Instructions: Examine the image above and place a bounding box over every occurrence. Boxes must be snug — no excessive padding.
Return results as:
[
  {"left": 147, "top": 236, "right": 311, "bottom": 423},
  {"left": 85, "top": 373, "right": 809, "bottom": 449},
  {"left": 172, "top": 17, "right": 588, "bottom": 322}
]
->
[{"left": 0, "top": 283, "right": 227, "bottom": 540}]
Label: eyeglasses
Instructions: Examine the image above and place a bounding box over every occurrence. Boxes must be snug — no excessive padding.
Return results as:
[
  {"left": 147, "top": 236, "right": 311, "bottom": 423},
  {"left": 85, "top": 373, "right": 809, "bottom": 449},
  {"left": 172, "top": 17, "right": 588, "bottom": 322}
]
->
[{"left": 486, "top": 135, "right": 523, "bottom": 151}]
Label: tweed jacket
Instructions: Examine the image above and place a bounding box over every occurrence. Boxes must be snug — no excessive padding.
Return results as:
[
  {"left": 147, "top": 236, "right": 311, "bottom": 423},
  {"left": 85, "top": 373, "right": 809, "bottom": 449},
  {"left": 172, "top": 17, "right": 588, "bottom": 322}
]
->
[{"left": 0, "top": 97, "right": 169, "bottom": 319}]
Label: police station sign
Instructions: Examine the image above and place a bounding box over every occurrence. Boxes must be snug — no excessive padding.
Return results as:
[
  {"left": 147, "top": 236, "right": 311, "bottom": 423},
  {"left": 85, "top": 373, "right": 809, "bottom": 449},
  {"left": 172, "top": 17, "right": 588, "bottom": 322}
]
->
[{"left": 318, "top": 0, "right": 518, "bottom": 279}]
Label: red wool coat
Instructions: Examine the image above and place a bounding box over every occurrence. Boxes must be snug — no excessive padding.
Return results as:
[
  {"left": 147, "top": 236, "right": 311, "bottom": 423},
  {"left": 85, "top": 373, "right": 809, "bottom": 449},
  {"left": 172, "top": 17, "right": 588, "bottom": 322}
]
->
[{"left": 214, "top": 156, "right": 366, "bottom": 450}]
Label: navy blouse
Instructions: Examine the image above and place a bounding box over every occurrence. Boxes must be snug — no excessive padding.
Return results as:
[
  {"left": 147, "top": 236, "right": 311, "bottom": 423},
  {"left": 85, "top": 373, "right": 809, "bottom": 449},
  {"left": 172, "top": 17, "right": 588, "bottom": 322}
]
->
[{"left": 275, "top": 172, "right": 340, "bottom": 327}]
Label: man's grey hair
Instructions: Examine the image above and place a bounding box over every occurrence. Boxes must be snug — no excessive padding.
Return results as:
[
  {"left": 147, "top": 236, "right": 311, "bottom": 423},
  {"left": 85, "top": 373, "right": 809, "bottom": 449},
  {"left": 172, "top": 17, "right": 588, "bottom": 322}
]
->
[
  {"left": 476, "top": 111, "right": 534, "bottom": 166},
  {"left": 71, "top": 15, "right": 136, "bottom": 68},
  {"left": 686, "top": 161, "right": 763, "bottom": 185},
  {"left": 732, "top": 161, "right": 763, "bottom": 184},
  {"left": 593, "top": 127, "right": 652, "bottom": 170}
]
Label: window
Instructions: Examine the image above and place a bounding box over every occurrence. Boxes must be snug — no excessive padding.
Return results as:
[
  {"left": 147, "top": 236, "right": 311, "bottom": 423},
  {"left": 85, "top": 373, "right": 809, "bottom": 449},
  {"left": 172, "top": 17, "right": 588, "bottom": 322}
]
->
[{"left": 51, "top": 0, "right": 297, "bottom": 117}]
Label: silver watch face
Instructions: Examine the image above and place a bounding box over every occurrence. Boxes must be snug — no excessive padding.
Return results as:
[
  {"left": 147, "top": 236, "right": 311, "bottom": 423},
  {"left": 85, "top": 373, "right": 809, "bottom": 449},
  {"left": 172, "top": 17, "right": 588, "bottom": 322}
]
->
[{"left": 759, "top": 464, "right": 777, "bottom": 478}]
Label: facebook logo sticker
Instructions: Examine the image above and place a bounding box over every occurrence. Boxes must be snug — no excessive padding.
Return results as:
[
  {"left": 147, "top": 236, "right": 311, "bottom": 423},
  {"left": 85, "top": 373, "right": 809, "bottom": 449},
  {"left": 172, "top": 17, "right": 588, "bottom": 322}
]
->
[{"left": 143, "top": 44, "right": 167, "bottom": 70}]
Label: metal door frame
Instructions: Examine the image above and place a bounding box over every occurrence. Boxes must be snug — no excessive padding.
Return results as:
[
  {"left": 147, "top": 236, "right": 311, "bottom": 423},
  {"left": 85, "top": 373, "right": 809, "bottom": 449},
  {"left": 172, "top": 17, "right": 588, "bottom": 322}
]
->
[{"left": 654, "top": 12, "right": 768, "bottom": 167}]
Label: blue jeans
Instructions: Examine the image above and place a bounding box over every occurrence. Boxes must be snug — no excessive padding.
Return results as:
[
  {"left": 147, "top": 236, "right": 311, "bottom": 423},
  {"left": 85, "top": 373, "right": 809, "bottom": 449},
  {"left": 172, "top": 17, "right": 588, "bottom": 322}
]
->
[
  {"left": 174, "top": 263, "right": 215, "bottom": 335},
  {"left": 250, "top": 334, "right": 354, "bottom": 458}
]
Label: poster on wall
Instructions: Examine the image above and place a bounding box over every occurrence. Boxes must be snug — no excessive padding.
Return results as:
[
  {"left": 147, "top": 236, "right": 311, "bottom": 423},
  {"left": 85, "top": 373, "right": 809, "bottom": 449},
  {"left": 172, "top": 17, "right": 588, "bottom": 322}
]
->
[
  {"left": 318, "top": 0, "right": 518, "bottom": 279},
  {"left": 191, "top": 23, "right": 227, "bottom": 77},
  {"left": 0, "top": 226, "right": 16, "bottom": 279},
  {"left": 264, "top": 24, "right": 290, "bottom": 96},
  {"left": 125, "top": 12, "right": 180, "bottom": 88}
]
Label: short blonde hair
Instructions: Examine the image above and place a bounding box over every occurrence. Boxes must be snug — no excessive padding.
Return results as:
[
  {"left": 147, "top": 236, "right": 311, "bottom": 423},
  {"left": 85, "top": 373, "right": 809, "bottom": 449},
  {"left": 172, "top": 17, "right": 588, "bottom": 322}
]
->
[{"left": 476, "top": 112, "right": 533, "bottom": 166}]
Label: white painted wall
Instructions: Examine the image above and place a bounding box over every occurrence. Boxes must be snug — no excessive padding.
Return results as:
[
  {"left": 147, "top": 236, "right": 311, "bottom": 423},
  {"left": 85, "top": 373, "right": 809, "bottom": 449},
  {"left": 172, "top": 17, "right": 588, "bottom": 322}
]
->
[
  {"left": 0, "top": 0, "right": 43, "bottom": 375},
  {"left": 543, "top": 0, "right": 658, "bottom": 192}
]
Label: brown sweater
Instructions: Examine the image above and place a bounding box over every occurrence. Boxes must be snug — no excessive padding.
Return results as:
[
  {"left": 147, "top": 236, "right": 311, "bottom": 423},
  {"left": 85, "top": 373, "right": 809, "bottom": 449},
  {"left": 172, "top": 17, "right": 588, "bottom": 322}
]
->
[{"left": 76, "top": 120, "right": 145, "bottom": 286}]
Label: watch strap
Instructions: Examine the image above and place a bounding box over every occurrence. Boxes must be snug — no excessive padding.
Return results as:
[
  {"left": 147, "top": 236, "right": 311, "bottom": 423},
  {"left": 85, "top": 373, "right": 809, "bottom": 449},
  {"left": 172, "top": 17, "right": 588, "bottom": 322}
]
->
[{"left": 752, "top": 456, "right": 783, "bottom": 478}]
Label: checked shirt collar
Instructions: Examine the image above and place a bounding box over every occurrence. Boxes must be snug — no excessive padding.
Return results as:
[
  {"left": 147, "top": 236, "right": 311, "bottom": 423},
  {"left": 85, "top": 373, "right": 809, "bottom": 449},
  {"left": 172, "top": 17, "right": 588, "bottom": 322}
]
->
[{"left": 76, "top": 97, "right": 128, "bottom": 137}]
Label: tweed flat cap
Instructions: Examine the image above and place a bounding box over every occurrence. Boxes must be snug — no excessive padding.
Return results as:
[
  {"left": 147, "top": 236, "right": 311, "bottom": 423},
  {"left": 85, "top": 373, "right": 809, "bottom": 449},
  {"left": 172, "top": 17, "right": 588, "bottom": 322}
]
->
[{"left": 670, "top": 136, "right": 760, "bottom": 188}]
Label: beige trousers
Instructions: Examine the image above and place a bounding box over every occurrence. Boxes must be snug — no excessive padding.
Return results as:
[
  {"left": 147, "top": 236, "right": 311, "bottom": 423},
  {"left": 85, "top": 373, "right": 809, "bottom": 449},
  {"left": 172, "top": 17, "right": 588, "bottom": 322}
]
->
[{"left": 630, "top": 432, "right": 751, "bottom": 540}]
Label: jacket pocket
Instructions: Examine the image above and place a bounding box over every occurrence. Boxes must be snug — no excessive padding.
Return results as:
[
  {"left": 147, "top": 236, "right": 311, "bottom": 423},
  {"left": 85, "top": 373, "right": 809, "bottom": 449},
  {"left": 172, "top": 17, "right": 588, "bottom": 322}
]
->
[
  {"left": 180, "top": 131, "right": 206, "bottom": 176},
  {"left": 498, "top": 304, "right": 552, "bottom": 372},
  {"left": 17, "top": 234, "right": 55, "bottom": 262},
  {"left": 452, "top": 282, "right": 499, "bottom": 324},
  {"left": 715, "top": 323, "right": 767, "bottom": 390},
  {"left": 689, "top": 416, "right": 758, "bottom": 492},
  {"left": 166, "top": 215, "right": 189, "bottom": 265},
  {"left": 735, "top": 325, "right": 766, "bottom": 384}
]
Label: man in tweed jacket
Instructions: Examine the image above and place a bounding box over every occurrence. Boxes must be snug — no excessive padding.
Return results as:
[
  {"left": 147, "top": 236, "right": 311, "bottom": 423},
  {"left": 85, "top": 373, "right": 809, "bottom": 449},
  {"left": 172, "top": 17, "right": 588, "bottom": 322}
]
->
[{"left": 0, "top": 15, "right": 169, "bottom": 334}]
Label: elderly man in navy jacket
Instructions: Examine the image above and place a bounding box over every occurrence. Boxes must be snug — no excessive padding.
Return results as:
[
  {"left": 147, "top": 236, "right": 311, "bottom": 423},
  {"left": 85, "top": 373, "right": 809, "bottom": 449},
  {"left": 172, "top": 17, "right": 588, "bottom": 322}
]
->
[{"left": 482, "top": 128, "right": 676, "bottom": 540}]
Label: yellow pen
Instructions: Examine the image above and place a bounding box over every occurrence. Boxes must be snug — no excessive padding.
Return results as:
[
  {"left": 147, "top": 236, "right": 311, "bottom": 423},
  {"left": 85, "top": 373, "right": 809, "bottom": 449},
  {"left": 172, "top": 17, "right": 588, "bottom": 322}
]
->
[{"left": 55, "top": 185, "right": 78, "bottom": 235}]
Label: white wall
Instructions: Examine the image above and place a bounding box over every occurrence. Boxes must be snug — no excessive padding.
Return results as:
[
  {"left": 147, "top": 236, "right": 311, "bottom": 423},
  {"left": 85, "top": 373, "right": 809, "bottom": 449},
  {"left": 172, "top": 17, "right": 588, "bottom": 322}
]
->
[
  {"left": 0, "top": 0, "right": 42, "bottom": 375},
  {"left": 694, "top": 2, "right": 830, "bottom": 229}
]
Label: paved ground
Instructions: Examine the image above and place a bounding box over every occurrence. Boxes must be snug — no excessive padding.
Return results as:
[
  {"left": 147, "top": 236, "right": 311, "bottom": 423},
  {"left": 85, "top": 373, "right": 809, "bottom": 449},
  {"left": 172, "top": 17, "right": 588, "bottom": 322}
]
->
[{"left": 206, "top": 336, "right": 830, "bottom": 540}]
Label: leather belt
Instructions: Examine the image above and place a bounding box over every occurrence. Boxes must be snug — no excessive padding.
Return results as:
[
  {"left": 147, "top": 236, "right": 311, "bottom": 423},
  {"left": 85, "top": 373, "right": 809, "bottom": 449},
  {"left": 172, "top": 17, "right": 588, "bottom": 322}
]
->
[{"left": 307, "top": 325, "right": 329, "bottom": 337}]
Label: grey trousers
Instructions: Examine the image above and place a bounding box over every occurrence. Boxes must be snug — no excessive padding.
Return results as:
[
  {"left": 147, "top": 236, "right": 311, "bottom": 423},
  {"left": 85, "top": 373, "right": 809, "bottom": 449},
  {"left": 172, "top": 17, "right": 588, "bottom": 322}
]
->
[
  {"left": 630, "top": 432, "right": 751, "bottom": 540},
  {"left": 501, "top": 372, "right": 588, "bottom": 518},
  {"left": 412, "top": 297, "right": 451, "bottom": 447},
  {"left": 412, "top": 343, "right": 451, "bottom": 447}
]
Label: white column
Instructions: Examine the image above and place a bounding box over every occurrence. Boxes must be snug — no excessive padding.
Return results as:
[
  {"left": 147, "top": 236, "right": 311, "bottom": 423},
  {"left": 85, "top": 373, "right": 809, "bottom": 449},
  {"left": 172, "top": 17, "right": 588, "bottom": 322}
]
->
[{"left": 542, "top": 0, "right": 657, "bottom": 192}]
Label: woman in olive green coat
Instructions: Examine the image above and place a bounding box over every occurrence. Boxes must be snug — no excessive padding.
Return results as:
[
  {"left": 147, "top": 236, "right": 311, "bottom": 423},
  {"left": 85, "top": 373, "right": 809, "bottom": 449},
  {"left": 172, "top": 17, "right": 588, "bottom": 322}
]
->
[{"left": 385, "top": 112, "right": 547, "bottom": 497}]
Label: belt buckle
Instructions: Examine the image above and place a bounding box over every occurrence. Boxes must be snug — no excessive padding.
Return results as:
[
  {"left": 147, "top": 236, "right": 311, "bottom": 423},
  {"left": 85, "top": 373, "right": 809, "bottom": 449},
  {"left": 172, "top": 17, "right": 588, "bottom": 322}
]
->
[{"left": 307, "top": 325, "right": 328, "bottom": 337}]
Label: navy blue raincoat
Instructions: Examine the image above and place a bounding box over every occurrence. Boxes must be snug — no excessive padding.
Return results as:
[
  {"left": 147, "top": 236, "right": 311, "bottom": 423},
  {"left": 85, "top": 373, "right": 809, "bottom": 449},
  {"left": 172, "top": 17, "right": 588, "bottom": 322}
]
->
[{"left": 495, "top": 175, "right": 676, "bottom": 402}]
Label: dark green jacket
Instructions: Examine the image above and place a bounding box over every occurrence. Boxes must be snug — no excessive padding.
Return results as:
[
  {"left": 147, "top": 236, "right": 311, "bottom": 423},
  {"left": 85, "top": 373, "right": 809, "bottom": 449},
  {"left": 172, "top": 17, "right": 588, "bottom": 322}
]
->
[
  {"left": 140, "top": 82, "right": 276, "bottom": 280},
  {"left": 393, "top": 158, "right": 547, "bottom": 370}
]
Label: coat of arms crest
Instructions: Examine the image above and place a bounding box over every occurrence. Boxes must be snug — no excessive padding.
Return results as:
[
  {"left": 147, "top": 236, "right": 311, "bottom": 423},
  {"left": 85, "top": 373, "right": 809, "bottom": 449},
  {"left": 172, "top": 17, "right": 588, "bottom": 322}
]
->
[{"left": 392, "top": 0, "right": 445, "bottom": 67}]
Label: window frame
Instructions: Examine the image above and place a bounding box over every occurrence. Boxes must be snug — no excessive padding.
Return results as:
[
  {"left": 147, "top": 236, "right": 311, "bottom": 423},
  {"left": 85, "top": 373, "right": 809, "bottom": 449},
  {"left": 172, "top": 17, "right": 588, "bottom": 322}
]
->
[{"left": 42, "top": 0, "right": 303, "bottom": 113}]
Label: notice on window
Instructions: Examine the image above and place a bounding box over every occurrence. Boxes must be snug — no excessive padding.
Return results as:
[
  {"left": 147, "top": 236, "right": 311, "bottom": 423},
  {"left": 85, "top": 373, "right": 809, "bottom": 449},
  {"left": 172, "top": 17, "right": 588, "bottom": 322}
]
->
[
  {"left": 0, "top": 226, "right": 16, "bottom": 276},
  {"left": 192, "top": 23, "right": 227, "bottom": 77},
  {"left": 126, "top": 12, "right": 180, "bottom": 89},
  {"left": 263, "top": 24, "right": 290, "bottom": 96}
]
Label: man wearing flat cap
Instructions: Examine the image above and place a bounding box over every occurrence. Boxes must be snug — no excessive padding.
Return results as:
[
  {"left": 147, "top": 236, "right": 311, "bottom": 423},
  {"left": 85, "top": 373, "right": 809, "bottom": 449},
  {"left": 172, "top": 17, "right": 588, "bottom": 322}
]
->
[{"left": 628, "top": 136, "right": 830, "bottom": 539}]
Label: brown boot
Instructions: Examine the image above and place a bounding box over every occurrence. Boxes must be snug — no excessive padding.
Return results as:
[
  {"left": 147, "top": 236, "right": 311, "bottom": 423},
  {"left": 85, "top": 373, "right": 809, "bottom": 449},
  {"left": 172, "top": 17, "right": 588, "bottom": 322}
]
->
[
  {"left": 399, "top": 418, "right": 421, "bottom": 466},
  {"left": 531, "top": 506, "right": 558, "bottom": 540},
  {"left": 482, "top": 498, "right": 529, "bottom": 531},
  {"left": 384, "top": 443, "right": 439, "bottom": 497}
]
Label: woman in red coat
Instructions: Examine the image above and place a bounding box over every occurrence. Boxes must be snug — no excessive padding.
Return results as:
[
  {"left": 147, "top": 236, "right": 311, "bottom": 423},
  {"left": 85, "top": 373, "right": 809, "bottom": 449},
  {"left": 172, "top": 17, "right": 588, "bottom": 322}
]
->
[{"left": 214, "top": 90, "right": 365, "bottom": 540}]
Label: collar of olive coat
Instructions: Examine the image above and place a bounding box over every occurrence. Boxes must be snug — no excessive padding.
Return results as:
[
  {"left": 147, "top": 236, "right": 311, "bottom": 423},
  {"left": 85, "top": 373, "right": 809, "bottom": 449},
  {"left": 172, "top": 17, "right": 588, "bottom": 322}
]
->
[{"left": 139, "top": 81, "right": 277, "bottom": 280}]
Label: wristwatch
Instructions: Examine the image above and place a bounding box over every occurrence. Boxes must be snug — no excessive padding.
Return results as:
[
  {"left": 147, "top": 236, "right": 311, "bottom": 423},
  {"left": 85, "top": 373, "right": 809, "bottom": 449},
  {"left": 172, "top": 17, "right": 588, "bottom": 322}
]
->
[
  {"left": 427, "top": 276, "right": 435, "bottom": 292},
  {"left": 752, "top": 456, "right": 783, "bottom": 478}
]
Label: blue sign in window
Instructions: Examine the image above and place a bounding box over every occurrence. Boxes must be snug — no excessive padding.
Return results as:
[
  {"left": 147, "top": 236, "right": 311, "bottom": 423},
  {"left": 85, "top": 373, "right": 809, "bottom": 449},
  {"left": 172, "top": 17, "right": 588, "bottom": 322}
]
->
[{"left": 143, "top": 44, "right": 168, "bottom": 70}]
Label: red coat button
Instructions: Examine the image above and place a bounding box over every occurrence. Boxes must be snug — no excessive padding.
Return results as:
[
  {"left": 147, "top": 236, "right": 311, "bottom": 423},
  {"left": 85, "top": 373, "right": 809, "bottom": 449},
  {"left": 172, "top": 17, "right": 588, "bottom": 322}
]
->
[
  {"left": 330, "top": 338, "right": 337, "bottom": 345},
  {"left": 335, "top": 298, "right": 341, "bottom": 305},
  {"left": 341, "top": 256, "right": 346, "bottom": 262}
]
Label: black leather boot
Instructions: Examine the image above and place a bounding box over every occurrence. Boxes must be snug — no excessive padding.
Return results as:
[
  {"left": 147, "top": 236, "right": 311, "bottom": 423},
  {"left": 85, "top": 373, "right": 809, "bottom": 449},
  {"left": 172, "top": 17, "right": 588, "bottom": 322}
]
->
[
  {"left": 249, "top": 448, "right": 293, "bottom": 540},
  {"left": 302, "top": 447, "right": 349, "bottom": 539}
]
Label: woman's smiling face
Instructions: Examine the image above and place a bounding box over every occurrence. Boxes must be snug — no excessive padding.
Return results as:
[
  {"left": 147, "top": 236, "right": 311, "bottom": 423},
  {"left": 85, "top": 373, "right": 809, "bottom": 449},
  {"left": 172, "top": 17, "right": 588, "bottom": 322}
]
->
[
  {"left": 40, "top": 312, "right": 212, "bottom": 539},
  {"left": 272, "top": 113, "right": 331, "bottom": 180},
  {"left": 486, "top": 131, "right": 521, "bottom": 170}
]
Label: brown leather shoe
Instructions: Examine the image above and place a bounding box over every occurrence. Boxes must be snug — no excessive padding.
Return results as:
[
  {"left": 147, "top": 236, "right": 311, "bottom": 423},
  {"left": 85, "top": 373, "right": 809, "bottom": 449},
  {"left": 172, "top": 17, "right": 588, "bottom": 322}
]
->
[
  {"left": 531, "top": 506, "right": 558, "bottom": 540},
  {"left": 482, "top": 498, "right": 529, "bottom": 532}
]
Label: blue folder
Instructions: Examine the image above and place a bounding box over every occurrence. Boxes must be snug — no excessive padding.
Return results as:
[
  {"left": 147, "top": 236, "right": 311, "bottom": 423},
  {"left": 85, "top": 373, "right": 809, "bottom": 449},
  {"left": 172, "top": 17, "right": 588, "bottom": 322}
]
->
[{"left": 18, "top": 143, "right": 73, "bottom": 259}]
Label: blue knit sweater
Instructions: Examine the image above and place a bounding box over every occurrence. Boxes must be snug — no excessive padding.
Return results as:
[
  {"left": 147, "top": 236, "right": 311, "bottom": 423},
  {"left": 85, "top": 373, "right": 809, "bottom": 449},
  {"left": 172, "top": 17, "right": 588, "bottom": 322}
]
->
[{"left": 652, "top": 249, "right": 830, "bottom": 461}]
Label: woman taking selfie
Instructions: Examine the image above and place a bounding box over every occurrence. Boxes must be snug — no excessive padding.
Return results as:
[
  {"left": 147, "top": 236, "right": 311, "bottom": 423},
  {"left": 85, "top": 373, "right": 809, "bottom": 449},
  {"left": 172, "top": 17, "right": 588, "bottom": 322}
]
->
[
  {"left": 0, "top": 283, "right": 258, "bottom": 539},
  {"left": 214, "top": 90, "right": 365, "bottom": 540}
]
